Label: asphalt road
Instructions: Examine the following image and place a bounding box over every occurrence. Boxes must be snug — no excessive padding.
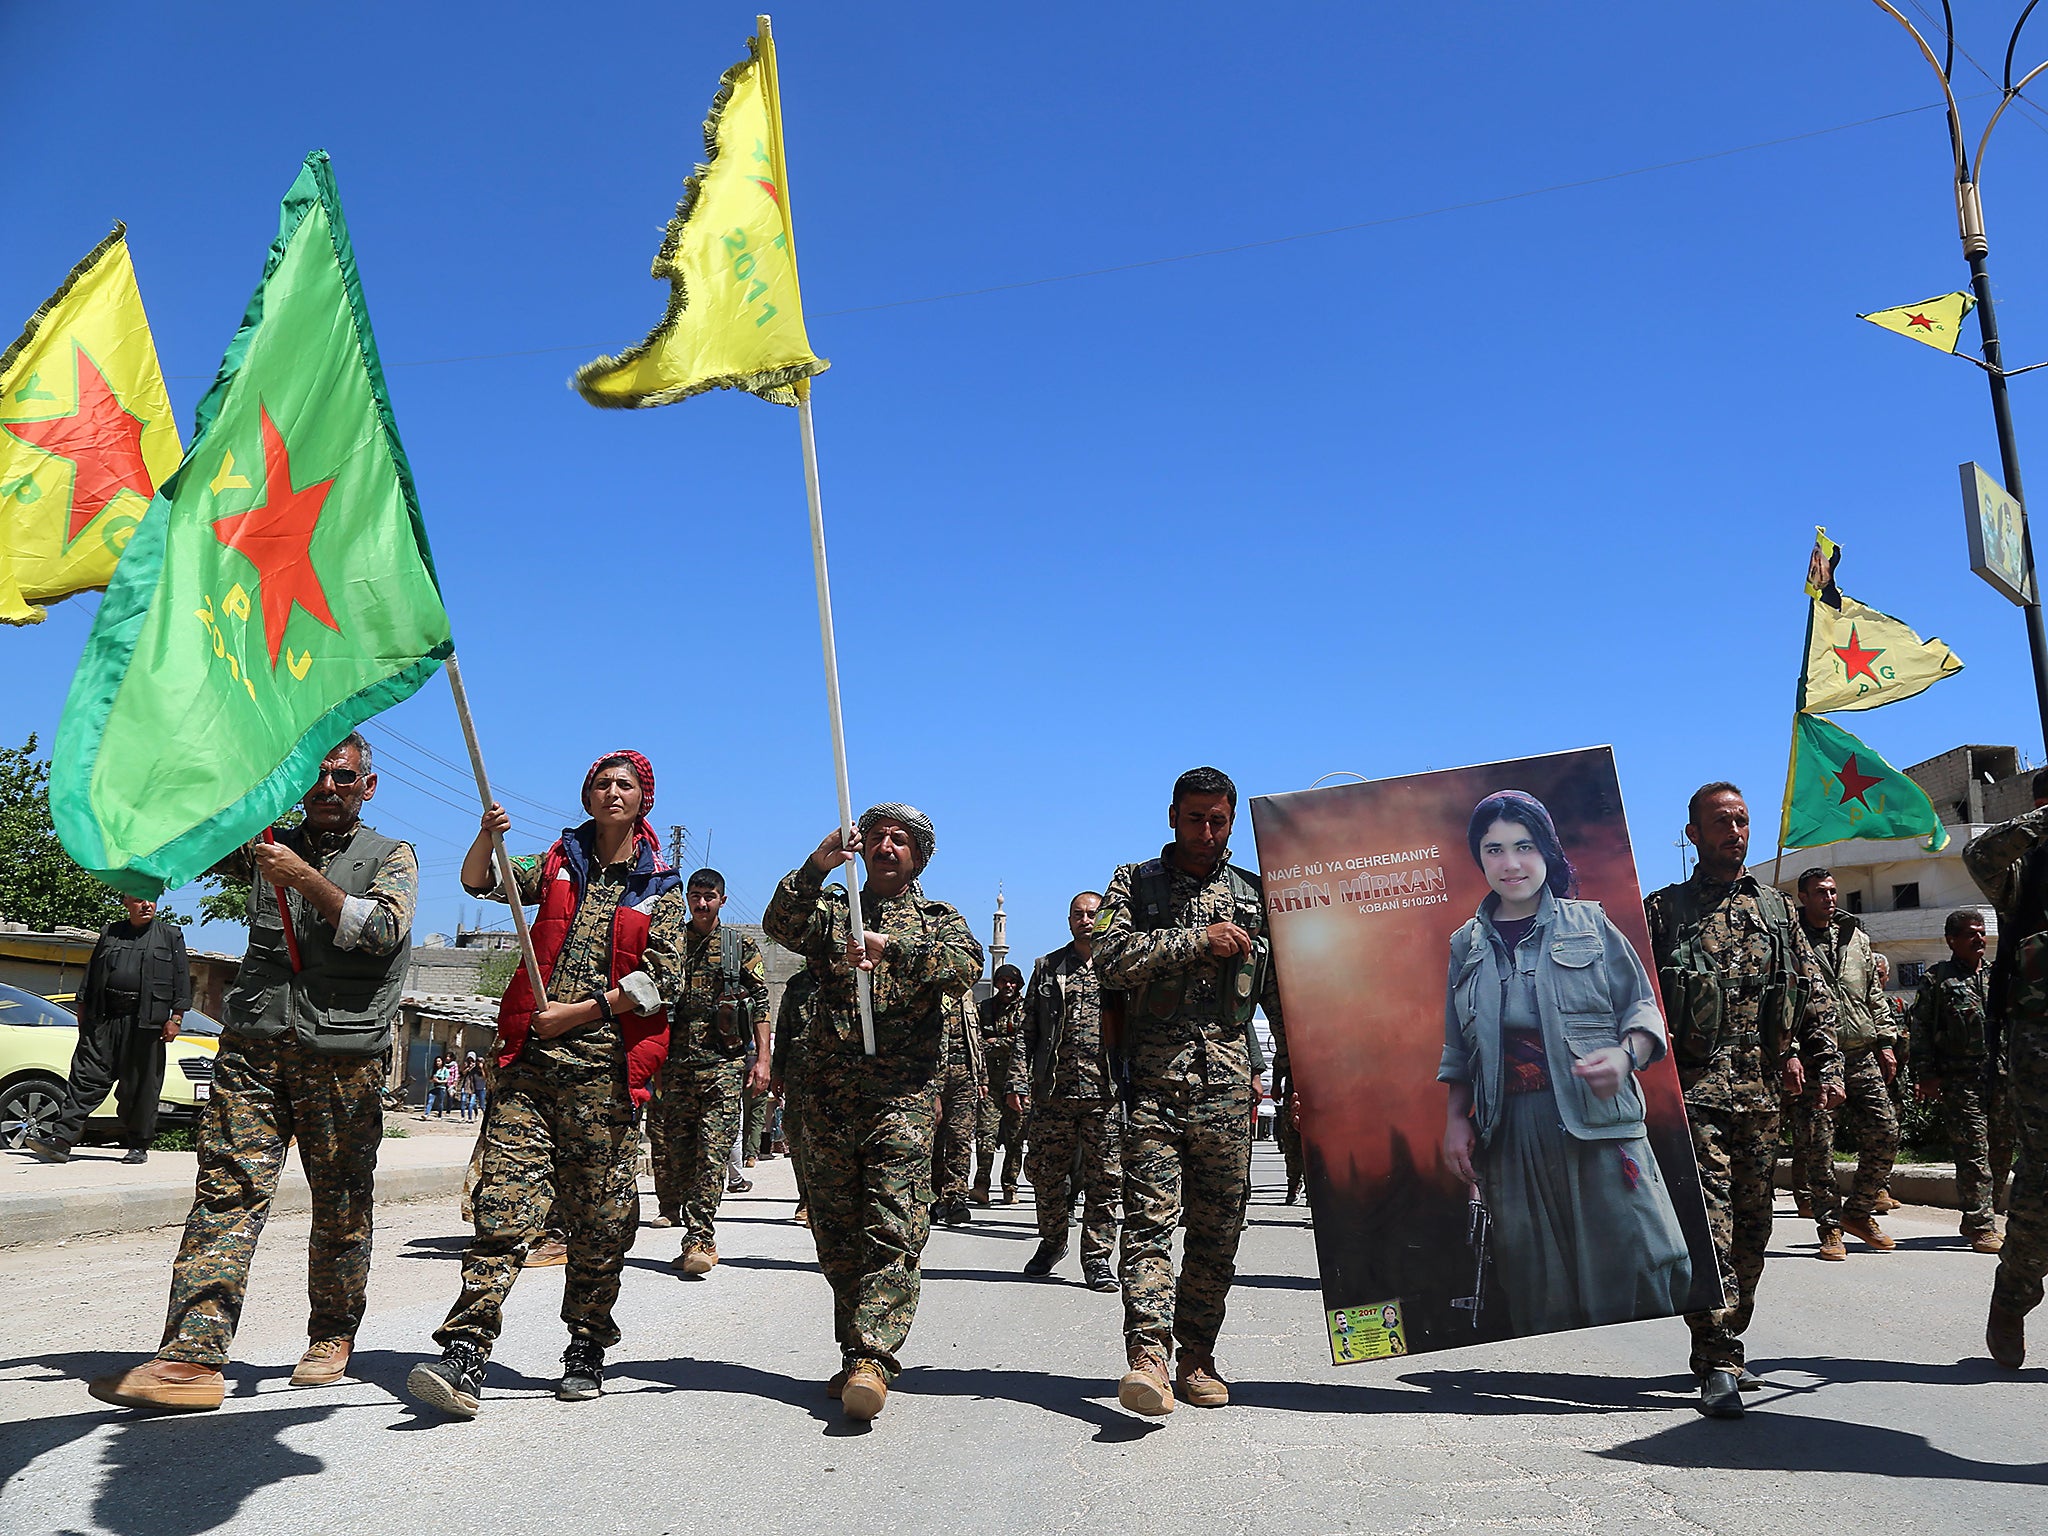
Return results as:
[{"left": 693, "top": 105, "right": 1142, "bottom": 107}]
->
[{"left": 0, "top": 1143, "right": 2040, "bottom": 1536}]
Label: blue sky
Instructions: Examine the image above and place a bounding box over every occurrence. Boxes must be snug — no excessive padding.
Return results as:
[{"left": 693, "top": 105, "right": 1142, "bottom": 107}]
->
[{"left": 8, "top": 2, "right": 2048, "bottom": 967}]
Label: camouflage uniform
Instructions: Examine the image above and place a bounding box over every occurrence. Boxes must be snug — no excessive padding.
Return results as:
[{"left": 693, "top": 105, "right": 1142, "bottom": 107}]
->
[
  {"left": 772, "top": 971, "right": 816, "bottom": 1207},
  {"left": 647, "top": 924, "right": 768, "bottom": 1248},
  {"left": 974, "top": 992, "right": 1028, "bottom": 1198},
  {"left": 1272, "top": 1068, "right": 1304, "bottom": 1202},
  {"left": 159, "top": 826, "right": 416, "bottom": 1366},
  {"left": 435, "top": 852, "right": 688, "bottom": 1356},
  {"left": 764, "top": 861, "right": 982, "bottom": 1381},
  {"left": 1910, "top": 961, "right": 2014, "bottom": 1236},
  {"left": 932, "top": 989, "right": 984, "bottom": 1208},
  {"left": 1644, "top": 871, "right": 1840, "bottom": 1376},
  {"left": 1014, "top": 941, "right": 1122, "bottom": 1266},
  {"left": 1094, "top": 847, "right": 1284, "bottom": 1364},
  {"left": 1789, "top": 914, "right": 1898, "bottom": 1231}
]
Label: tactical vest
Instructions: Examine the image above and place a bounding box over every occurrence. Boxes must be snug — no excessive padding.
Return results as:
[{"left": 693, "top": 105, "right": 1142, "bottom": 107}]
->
[
  {"left": 224, "top": 823, "right": 411, "bottom": 1057},
  {"left": 1123, "top": 859, "right": 1269, "bottom": 1075},
  {"left": 687, "top": 926, "right": 752, "bottom": 1053},
  {"left": 1651, "top": 877, "right": 1807, "bottom": 1071}
]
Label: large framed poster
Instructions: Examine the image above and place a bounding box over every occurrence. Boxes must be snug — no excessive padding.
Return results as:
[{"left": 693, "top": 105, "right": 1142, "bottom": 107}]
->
[{"left": 1250, "top": 747, "right": 1723, "bottom": 1364}]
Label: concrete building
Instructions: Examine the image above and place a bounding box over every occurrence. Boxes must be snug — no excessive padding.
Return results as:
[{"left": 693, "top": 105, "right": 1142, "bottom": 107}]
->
[{"left": 1747, "top": 742, "right": 2031, "bottom": 992}]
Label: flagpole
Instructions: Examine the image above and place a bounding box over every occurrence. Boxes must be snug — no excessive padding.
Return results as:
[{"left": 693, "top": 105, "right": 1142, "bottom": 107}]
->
[
  {"left": 795, "top": 383, "right": 878, "bottom": 1055},
  {"left": 442, "top": 652, "right": 552, "bottom": 1013},
  {"left": 1775, "top": 592, "right": 1821, "bottom": 889},
  {"left": 259, "top": 830, "right": 304, "bottom": 974}
]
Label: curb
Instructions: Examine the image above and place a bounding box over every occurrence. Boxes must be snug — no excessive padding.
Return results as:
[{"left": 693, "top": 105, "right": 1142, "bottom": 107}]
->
[{"left": 1774, "top": 1158, "right": 1961, "bottom": 1209}]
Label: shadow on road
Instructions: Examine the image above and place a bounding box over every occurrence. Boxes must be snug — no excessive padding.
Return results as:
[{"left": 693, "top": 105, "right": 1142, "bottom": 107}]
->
[
  {"left": 891, "top": 1363, "right": 1162, "bottom": 1442},
  {"left": 1599, "top": 1406, "right": 2048, "bottom": 1485}
]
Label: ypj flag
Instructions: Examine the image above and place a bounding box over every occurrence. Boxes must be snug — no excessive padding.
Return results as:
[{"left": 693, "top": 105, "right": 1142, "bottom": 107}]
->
[
  {"left": 54, "top": 153, "right": 453, "bottom": 897},
  {"left": 575, "top": 22, "right": 828, "bottom": 407},
  {"left": 1781, "top": 713, "right": 1949, "bottom": 854},
  {"left": 0, "top": 225, "right": 181, "bottom": 625},
  {"left": 1858, "top": 292, "right": 1976, "bottom": 355}
]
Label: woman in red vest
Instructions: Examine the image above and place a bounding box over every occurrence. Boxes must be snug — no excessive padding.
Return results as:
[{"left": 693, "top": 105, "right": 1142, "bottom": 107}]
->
[{"left": 410, "top": 750, "right": 687, "bottom": 1419}]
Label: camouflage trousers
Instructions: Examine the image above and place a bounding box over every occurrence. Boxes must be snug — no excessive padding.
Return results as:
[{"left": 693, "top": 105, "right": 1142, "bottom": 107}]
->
[
  {"left": 1994, "top": 1015, "right": 2048, "bottom": 1315},
  {"left": 1274, "top": 1100, "right": 1304, "bottom": 1197},
  {"left": 974, "top": 1046, "right": 1026, "bottom": 1195},
  {"left": 1683, "top": 1106, "right": 1777, "bottom": 1375},
  {"left": 1025, "top": 1097, "right": 1121, "bottom": 1266},
  {"left": 1121, "top": 1072, "right": 1253, "bottom": 1359},
  {"left": 159, "top": 1035, "right": 383, "bottom": 1366},
  {"left": 1933, "top": 1066, "right": 2015, "bottom": 1235},
  {"left": 435, "top": 1062, "right": 637, "bottom": 1354},
  {"left": 648, "top": 1057, "right": 744, "bottom": 1246},
  {"left": 799, "top": 1050, "right": 939, "bottom": 1380},
  {"left": 932, "top": 1058, "right": 979, "bottom": 1205},
  {"left": 1788, "top": 1047, "right": 1897, "bottom": 1230}
]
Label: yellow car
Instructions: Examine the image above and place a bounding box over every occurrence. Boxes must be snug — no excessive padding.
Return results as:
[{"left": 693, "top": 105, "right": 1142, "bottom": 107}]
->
[{"left": 0, "top": 980, "right": 221, "bottom": 1147}]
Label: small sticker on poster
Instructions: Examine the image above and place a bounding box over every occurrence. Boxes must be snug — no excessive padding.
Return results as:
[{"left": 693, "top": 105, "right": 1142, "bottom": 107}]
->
[
  {"left": 1960, "top": 461, "right": 2033, "bottom": 605},
  {"left": 1328, "top": 1301, "right": 1409, "bottom": 1364}
]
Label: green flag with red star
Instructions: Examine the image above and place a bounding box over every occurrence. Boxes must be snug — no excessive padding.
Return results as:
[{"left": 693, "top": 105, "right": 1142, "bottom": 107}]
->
[
  {"left": 1781, "top": 713, "right": 1949, "bottom": 855},
  {"left": 52, "top": 152, "right": 452, "bottom": 896}
]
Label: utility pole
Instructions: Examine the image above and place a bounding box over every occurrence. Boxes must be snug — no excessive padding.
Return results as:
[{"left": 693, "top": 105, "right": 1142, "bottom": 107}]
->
[
  {"left": 670, "top": 824, "right": 686, "bottom": 869},
  {"left": 1872, "top": 1, "right": 2048, "bottom": 748}
]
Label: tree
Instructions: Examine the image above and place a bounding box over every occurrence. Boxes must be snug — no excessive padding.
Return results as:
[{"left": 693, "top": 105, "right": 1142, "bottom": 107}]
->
[
  {"left": 0, "top": 734, "right": 124, "bottom": 931},
  {"left": 475, "top": 949, "right": 517, "bottom": 999}
]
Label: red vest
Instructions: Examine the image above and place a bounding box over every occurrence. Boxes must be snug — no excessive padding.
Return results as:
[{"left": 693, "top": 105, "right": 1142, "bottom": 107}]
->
[{"left": 495, "top": 833, "right": 676, "bottom": 1104}]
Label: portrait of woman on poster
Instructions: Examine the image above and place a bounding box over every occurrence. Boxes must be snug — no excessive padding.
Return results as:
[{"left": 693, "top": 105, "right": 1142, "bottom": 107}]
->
[{"left": 1438, "top": 789, "right": 1693, "bottom": 1335}]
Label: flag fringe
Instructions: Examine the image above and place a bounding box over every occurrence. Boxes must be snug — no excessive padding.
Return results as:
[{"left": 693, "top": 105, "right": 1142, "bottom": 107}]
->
[
  {"left": 0, "top": 223, "right": 127, "bottom": 382},
  {"left": 572, "top": 34, "right": 827, "bottom": 409}
]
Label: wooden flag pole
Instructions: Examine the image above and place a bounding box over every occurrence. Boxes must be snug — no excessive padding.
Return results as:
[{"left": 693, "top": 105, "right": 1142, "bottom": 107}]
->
[
  {"left": 796, "top": 386, "right": 877, "bottom": 1055},
  {"left": 443, "top": 652, "right": 552, "bottom": 1011}
]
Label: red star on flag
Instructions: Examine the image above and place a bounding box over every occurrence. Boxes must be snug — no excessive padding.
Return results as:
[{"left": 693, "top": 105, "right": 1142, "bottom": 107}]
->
[
  {"left": 1835, "top": 754, "right": 1883, "bottom": 807},
  {"left": 1907, "top": 312, "right": 1936, "bottom": 331},
  {"left": 1, "top": 343, "right": 157, "bottom": 543},
  {"left": 1833, "top": 625, "right": 1886, "bottom": 684},
  {"left": 211, "top": 406, "right": 340, "bottom": 667}
]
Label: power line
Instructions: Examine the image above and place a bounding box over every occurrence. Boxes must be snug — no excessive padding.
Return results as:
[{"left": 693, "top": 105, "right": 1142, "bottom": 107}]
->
[{"left": 366, "top": 722, "right": 580, "bottom": 823}]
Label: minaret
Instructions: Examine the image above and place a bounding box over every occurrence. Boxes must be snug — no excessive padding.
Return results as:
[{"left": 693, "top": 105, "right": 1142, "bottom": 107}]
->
[{"left": 990, "top": 884, "right": 1009, "bottom": 976}]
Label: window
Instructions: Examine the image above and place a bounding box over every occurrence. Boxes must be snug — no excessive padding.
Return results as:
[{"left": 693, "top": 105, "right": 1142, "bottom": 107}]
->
[
  {"left": 1892, "top": 882, "right": 1921, "bottom": 911},
  {"left": 1897, "top": 961, "right": 1926, "bottom": 987},
  {"left": 1845, "top": 890, "right": 1864, "bottom": 914},
  {"left": 0, "top": 981, "right": 76, "bottom": 1029}
]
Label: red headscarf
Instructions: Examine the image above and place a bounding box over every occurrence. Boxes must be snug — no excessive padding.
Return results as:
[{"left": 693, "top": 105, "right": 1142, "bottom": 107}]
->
[{"left": 582, "top": 749, "right": 663, "bottom": 863}]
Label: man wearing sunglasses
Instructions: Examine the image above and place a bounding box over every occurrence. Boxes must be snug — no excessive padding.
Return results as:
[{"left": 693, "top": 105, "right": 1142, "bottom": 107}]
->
[{"left": 89, "top": 731, "right": 416, "bottom": 1413}]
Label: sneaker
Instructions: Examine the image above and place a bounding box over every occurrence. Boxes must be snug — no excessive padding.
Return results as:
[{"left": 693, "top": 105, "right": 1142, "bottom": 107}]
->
[
  {"left": 121, "top": 1149, "right": 149, "bottom": 1165},
  {"left": 88, "top": 1357, "right": 224, "bottom": 1412},
  {"left": 645, "top": 1213, "right": 678, "bottom": 1229},
  {"left": 522, "top": 1238, "right": 568, "bottom": 1269},
  {"left": 1817, "top": 1230, "right": 1847, "bottom": 1262},
  {"left": 676, "top": 1243, "right": 717, "bottom": 1277},
  {"left": 727, "top": 1174, "right": 753, "bottom": 1194},
  {"left": 1117, "top": 1348, "right": 1175, "bottom": 1417},
  {"left": 1022, "top": 1240, "right": 1067, "bottom": 1277},
  {"left": 1873, "top": 1190, "right": 1902, "bottom": 1214},
  {"left": 407, "top": 1342, "right": 486, "bottom": 1419},
  {"left": 1970, "top": 1230, "right": 2006, "bottom": 1254},
  {"left": 557, "top": 1340, "right": 605, "bottom": 1401},
  {"left": 1841, "top": 1216, "right": 1896, "bottom": 1251},
  {"left": 1696, "top": 1368, "right": 1744, "bottom": 1419},
  {"left": 841, "top": 1360, "right": 888, "bottom": 1420},
  {"left": 290, "top": 1337, "right": 352, "bottom": 1388},
  {"left": 1084, "top": 1260, "right": 1118, "bottom": 1293},
  {"left": 1175, "top": 1351, "right": 1230, "bottom": 1408},
  {"left": 21, "top": 1135, "right": 69, "bottom": 1164}
]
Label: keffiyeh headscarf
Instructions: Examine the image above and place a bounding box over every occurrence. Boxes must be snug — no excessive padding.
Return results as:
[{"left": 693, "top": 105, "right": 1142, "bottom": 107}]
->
[
  {"left": 582, "top": 749, "right": 662, "bottom": 859},
  {"left": 858, "top": 802, "right": 935, "bottom": 871}
]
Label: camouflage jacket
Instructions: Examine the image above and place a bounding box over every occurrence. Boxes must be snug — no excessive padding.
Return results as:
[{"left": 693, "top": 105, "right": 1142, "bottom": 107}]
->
[
  {"left": 670, "top": 924, "right": 771, "bottom": 1067},
  {"left": 944, "top": 988, "right": 985, "bottom": 1089},
  {"left": 763, "top": 861, "right": 984, "bottom": 1063},
  {"left": 977, "top": 993, "right": 1026, "bottom": 1064},
  {"left": 1015, "top": 941, "right": 1113, "bottom": 1101},
  {"left": 1643, "top": 870, "right": 1840, "bottom": 1113},
  {"left": 1093, "top": 845, "right": 1287, "bottom": 1090},
  {"left": 1910, "top": 959, "right": 1997, "bottom": 1072}
]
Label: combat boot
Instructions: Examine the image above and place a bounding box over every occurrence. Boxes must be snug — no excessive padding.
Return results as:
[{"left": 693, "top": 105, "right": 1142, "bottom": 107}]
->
[
  {"left": 1175, "top": 1351, "right": 1230, "bottom": 1408},
  {"left": 841, "top": 1361, "right": 888, "bottom": 1420},
  {"left": 1987, "top": 1301, "right": 2027, "bottom": 1369},
  {"left": 1696, "top": 1368, "right": 1744, "bottom": 1419},
  {"left": 1970, "top": 1230, "right": 2006, "bottom": 1254},
  {"left": 1022, "top": 1239, "right": 1067, "bottom": 1277},
  {"left": 1840, "top": 1215, "right": 1895, "bottom": 1251},
  {"left": 676, "top": 1242, "right": 717, "bottom": 1276},
  {"left": 523, "top": 1236, "right": 568, "bottom": 1268},
  {"left": 1816, "top": 1229, "right": 1846, "bottom": 1261},
  {"left": 290, "top": 1338, "right": 352, "bottom": 1388},
  {"left": 1874, "top": 1189, "right": 1902, "bottom": 1213},
  {"left": 89, "top": 1358, "right": 225, "bottom": 1412},
  {"left": 1793, "top": 1192, "right": 1814, "bottom": 1220},
  {"left": 1117, "top": 1347, "right": 1175, "bottom": 1417},
  {"left": 969, "top": 1180, "right": 991, "bottom": 1207}
]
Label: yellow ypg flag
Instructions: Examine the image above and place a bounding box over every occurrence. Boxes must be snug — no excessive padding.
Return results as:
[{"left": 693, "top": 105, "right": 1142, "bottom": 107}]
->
[
  {"left": 0, "top": 224, "right": 181, "bottom": 624},
  {"left": 1858, "top": 292, "right": 1976, "bottom": 354},
  {"left": 576, "top": 23, "right": 828, "bottom": 408},
  {"left": 1803, "top": 590, "right": 1962, "bottom": 713}
]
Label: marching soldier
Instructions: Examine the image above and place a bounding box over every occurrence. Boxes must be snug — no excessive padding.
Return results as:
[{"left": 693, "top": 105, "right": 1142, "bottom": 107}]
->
[
  {"left": 1644, "top": 783, "right": 1841, "bottom": 1419},
  {"left": 763, "top": 804, "right": 983, "bottom": 1423},
  {"left": 1014, "top": 892, "right": 1122, "bottom": 1291},
  {"left": 770, "top": 968, "right": 817, "bottom": 1226},
  {"left": 1909, "top": 912, "right": 2012, "bottom": 1257},
  {"left": 89, "top": 733, "right": 414, "bottom": 1412},
  {"left": 931, "top": 985, "right": 985, "bottom": 1226},
  {"left": 973, "top": 964, "right": 1029, "bottom": 1204},
  {"left": 1094, "top": 767, "right": 1285, "bottom": 1418}
]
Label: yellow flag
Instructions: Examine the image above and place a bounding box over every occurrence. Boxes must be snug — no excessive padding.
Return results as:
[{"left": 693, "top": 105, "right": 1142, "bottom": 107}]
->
[
  {"left": 0, "top": 224, "right": 181, "bottom": 624},
  {"left": 1857, "top": 292, "right": 1976, "bottom": 354},
  {"left": 576, "top": 23, "right": 828, "bottom": 408},
  {"left": 1803, "top": 590, "right": 1963, "bottom": 713}
]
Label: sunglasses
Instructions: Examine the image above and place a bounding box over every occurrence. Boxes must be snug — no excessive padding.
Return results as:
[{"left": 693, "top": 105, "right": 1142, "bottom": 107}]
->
[{"left": 314, "top": 767, "right": 362, "bottom": 787}]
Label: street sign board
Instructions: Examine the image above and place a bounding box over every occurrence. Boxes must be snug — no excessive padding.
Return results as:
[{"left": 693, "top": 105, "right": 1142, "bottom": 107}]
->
[{"left": 1961, "top": 461, "right": 2033, "bottom": 605}]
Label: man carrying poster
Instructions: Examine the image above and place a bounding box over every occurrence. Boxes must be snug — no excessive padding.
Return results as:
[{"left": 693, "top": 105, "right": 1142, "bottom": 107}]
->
[
  {"left": 1094, "top": 766, "right": 1284, "bottom": 1419},
  {"left": 1644, "top": 783, "right": 1841, "bottom": 1419}
]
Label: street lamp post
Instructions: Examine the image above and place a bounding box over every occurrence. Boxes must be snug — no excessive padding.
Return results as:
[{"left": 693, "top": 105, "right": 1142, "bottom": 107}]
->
[{"left": 1873, "top": 0, "right": 2048, "bottom": 748}]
